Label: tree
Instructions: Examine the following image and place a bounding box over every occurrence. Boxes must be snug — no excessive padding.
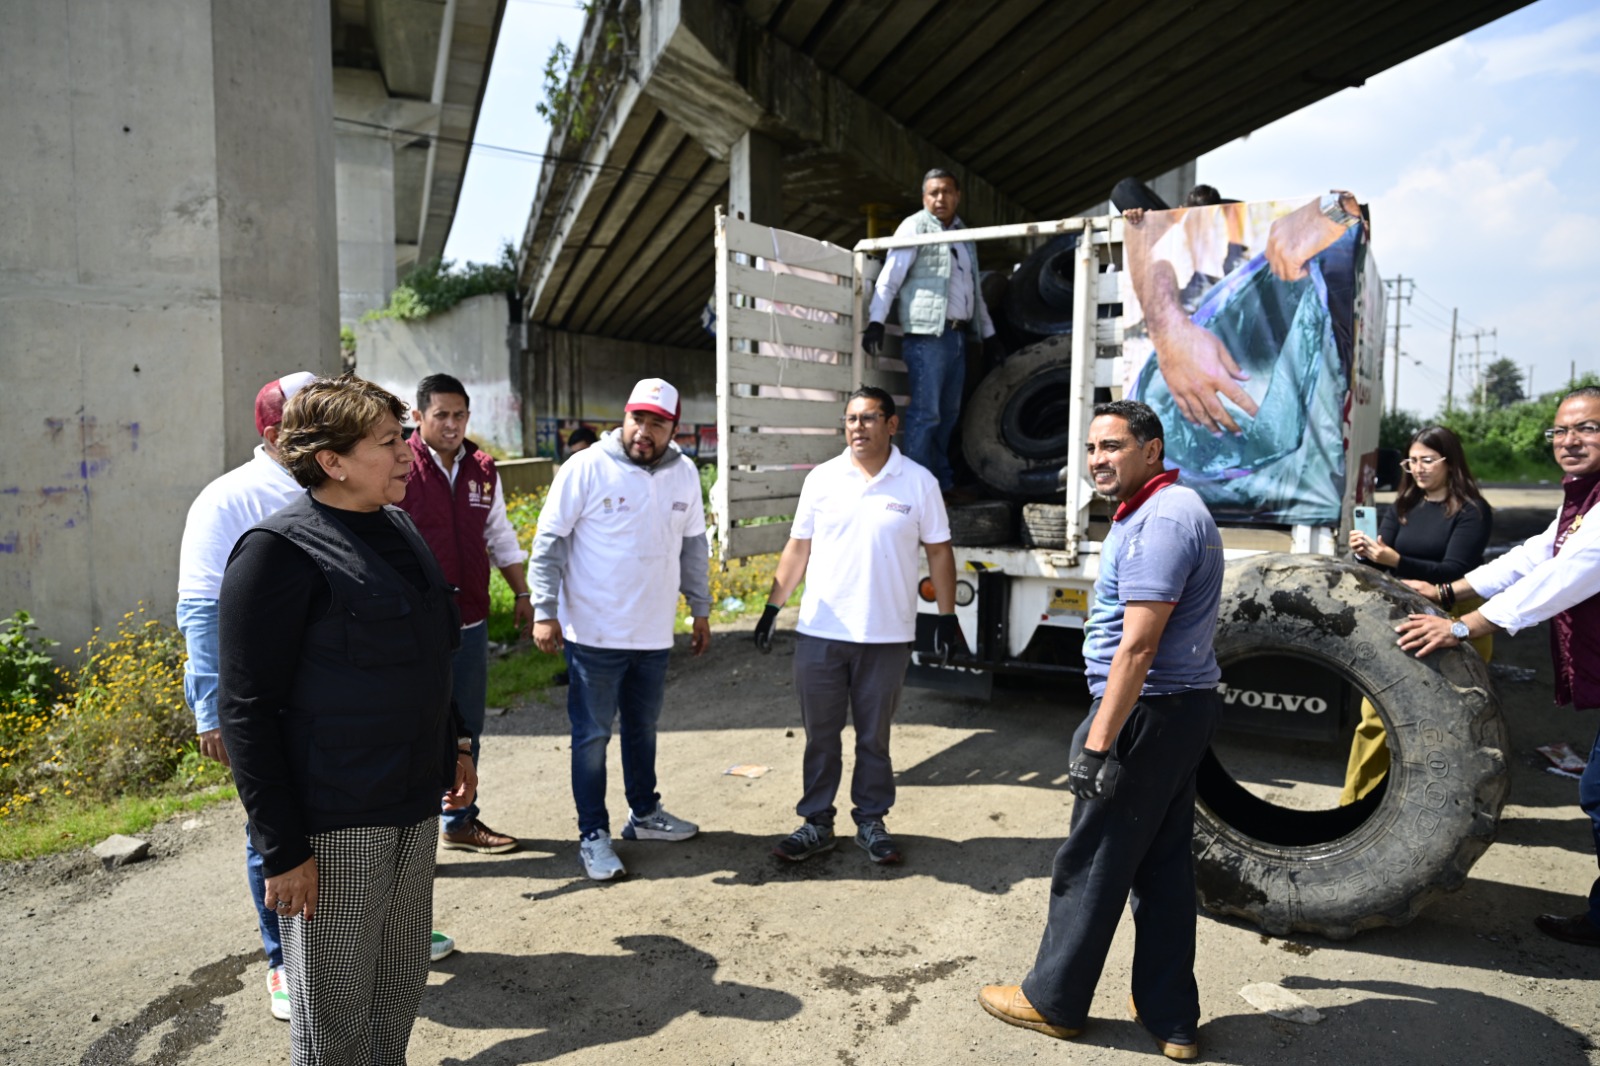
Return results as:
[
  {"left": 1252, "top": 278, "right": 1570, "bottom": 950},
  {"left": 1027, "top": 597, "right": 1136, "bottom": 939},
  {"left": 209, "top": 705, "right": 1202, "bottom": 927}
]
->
[{"left": 1478, "top": 357, "right": 1525, "bottom": 409}]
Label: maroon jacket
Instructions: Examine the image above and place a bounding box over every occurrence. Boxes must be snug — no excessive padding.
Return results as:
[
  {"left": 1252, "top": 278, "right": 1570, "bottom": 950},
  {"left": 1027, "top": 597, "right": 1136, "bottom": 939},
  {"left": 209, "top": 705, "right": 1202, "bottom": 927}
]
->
[
  {"left": 1551, "top": 472, "right": 1600, "bottom": 710},
  {"left": 399, "top": 434, "right": 497, "bottom": 626}
]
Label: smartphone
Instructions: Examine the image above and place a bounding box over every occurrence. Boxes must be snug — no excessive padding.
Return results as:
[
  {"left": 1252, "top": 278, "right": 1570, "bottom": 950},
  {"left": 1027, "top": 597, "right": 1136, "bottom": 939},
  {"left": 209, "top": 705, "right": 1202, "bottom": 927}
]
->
[{"left": 1353, "top": 505, "right": 1377, "bottom": 541}]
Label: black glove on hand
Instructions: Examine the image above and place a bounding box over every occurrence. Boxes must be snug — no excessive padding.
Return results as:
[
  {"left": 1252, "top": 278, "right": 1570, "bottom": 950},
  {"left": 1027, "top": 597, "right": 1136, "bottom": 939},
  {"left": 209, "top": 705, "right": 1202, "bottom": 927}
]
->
[
  {"left": 1067, "top": 746, "right": 1110, "bottom": 800},
  {"left": 982, "top": 335, "right": 1007, "bottom": 362},
  {"left": 932, "top": 613, "right": 960, "bottom": 662},
  {"left": 753, "top": 603, "right": 780, "bottom": 653},
  {"left": 862, "top": 321, "right": 885, "bottom": 355}
]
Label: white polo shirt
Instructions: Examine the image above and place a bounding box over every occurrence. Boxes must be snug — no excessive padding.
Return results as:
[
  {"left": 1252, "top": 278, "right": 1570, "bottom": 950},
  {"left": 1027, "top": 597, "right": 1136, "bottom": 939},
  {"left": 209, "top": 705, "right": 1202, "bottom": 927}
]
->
[
  {"left": 792, "top": 446, "right": 950, "bottom": 643},
  {"left": 177, "top": 445, "right": 305, "bottom": 600},
  {"left": 536, "top": 433, "right": 706, "bottom": 650}
]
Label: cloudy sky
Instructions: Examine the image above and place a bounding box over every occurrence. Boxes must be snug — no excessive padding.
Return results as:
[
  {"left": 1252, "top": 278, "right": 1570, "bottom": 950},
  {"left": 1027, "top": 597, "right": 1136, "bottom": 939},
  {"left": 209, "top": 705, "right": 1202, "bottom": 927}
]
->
[{"left": 446, "top": 0, "right": 1596, "bottom": 419}]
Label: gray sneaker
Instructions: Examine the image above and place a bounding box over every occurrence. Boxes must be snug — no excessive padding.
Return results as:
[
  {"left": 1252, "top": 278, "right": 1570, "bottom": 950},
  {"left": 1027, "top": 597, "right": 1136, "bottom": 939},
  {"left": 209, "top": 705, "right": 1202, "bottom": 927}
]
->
[
  {"left": 772, "top": 821, "right": 836, "bottom": 862},
  {"left": 855, "top": 820, "right": 902, "bottom": 864},
  {"left": 578, "top": 830, "right": 626, "bottom": 880},
  {"left": 621, "top": 804, "right": 699, "bottom": 842}
]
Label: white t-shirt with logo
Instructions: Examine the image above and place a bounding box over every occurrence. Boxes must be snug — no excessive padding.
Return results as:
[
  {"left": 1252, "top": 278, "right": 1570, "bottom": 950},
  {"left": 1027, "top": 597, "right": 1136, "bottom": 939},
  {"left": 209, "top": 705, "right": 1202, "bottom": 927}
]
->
[
  {"left": 536, "top": 438, "right": 706, "bottom": 650},
  {"left": 792, "top": 446, "right": 951, "bottom": 643}
]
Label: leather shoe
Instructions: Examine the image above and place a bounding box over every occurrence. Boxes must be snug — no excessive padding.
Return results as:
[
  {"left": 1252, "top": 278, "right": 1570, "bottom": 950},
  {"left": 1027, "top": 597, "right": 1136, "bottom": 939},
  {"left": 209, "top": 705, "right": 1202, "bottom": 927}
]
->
[
  {"left": 1534, "top": 912, "right": 1600, "bottom": 947},
  {"left": 441, "top": 819, "right": 519, "bottom": 854},
  {"left": 1129, "top": 995, "right": 1199, "bottom": 1060},
  {"left": 977, "top": 985, "right": 1082, "bottom": 1039}
]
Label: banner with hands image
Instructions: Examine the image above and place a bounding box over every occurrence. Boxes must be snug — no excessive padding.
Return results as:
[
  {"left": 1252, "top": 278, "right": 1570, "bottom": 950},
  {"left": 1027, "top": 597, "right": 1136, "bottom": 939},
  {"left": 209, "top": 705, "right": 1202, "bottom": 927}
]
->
[{"left": 1122, "top": 196, "right": 1365, "bottom": 526}]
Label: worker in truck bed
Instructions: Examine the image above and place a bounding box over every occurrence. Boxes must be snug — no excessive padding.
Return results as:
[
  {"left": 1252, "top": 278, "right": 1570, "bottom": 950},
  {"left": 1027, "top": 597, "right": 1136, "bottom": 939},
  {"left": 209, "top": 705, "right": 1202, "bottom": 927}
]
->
[{"left": 862, "top": 168, "right": 1005, "bottom": 499}]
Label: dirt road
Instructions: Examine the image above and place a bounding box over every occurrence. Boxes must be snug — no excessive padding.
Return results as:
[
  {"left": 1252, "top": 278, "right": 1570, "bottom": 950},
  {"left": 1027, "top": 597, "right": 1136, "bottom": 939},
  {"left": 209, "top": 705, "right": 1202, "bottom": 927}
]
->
[{"left": 4, "top": 494, "right": 1597, "bottom": 1065}]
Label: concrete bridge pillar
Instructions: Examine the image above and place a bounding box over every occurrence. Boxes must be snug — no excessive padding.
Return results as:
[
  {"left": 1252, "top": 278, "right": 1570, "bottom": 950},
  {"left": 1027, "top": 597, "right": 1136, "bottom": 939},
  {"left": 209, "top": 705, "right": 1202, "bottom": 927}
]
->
[{"left": 0, "top": 0, "right": 341, "bottom": 651}]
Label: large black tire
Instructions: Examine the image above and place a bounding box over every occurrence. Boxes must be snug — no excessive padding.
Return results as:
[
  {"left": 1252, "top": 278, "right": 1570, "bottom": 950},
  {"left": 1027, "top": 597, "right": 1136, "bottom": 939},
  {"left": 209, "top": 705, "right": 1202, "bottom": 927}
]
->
[
  {"left": 947, "top": 500, "right": 1014, "bottom": 546},
  {"left": 961, "top": 337, "right": 1073, "bottom": 500},
  {"left": 1193, "top": 553, "right": 1508, "bottom": 940}
]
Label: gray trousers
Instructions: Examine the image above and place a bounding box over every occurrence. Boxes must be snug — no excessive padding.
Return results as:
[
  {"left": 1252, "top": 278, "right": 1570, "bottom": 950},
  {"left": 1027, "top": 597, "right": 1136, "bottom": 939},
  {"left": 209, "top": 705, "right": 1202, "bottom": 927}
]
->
[{"left": 793, "top": 633, "right": 911, "bottom": 826}]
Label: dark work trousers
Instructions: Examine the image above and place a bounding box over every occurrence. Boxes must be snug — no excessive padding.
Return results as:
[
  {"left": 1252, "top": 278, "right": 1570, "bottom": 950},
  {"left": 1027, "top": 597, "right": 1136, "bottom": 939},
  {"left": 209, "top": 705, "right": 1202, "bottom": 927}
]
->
[
  {"left": 792, "top": 633, "right": 912, "bottom": 826},
  {"left": 1021, "top": 687, "right": 1221, "bottom": 1042}
]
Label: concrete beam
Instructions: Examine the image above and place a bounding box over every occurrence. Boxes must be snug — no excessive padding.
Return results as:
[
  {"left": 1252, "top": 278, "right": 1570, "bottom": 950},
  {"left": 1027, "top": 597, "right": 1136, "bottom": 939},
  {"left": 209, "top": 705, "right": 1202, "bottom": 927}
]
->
[
  {"left": 729, "top": 129, "right": 783, "bottom": 227},
  {"left": 638, "top": 0, "right": 1032, "bottom": 225},
  {"left": 366, "top": 0, "right": 444, "bottom": 99}
]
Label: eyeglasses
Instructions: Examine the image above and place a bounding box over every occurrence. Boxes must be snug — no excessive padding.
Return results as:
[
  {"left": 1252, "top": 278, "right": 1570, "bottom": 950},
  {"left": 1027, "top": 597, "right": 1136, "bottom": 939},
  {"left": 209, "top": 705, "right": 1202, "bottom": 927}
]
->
[
  {"left": 1544, "top": 422, "right": 1600, "bottom": 442},
  {"left": 841, "top": 413, "right": 886, "bottom": 427},
  {"left": 1399, "top": 456, "right": 1444, "bottom": 471}
]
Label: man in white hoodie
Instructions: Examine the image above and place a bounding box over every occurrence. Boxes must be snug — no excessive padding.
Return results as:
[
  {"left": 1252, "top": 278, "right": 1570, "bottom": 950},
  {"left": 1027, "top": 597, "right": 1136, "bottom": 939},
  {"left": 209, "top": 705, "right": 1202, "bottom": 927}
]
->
[{"left": 529, "top": 378, "right": 712, "bottom": 881}]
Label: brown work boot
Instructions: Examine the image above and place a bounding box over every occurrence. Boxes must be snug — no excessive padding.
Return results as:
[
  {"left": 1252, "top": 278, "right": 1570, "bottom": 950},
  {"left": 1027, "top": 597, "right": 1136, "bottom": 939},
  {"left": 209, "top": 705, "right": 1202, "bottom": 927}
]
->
[
  {"left": 440, "top": 819, "right": 519, "bottom": 854},
  {"left": 1129, "top": 994, "right": 1199, "bottom": 1060},
  {"left": 977, "top": 985, "right": 1082, "bottom": 1039}
]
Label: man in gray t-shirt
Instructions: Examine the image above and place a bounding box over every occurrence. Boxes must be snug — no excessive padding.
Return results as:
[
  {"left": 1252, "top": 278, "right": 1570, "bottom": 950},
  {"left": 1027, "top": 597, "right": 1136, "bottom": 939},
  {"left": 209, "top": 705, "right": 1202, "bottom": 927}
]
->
[{"left": 980, "top": 400, "right": 1224, "bottom": 1061}]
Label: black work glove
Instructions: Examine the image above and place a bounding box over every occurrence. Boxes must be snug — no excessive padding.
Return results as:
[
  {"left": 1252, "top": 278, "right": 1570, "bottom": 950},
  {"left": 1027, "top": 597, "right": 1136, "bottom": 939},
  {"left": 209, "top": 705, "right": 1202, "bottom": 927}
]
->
[
  {"left": 982, "top": 335, "right": 1007, "bottom": 362},
  {"left": 862, "top": 321, "right": 885, "bottom": 355},
  {"left": 1068, "top": 746, "right": 1115, "bottom": 800},
  {"left": 931, "top": 613, "right": 961, "bottom": 663},
  {"left": 753, "top": 603, "right": 780, "bottom": 653}
]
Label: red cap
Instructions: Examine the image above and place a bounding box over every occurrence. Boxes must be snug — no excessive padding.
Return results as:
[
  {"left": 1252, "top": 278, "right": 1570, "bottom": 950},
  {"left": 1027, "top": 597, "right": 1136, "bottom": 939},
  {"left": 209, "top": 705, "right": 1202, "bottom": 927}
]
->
[
  {"left": 624, "top": 377, "right": 681, "bottom": 421},
  {"left": 254, "top": 372, "right": 317, "bottom": 436}
]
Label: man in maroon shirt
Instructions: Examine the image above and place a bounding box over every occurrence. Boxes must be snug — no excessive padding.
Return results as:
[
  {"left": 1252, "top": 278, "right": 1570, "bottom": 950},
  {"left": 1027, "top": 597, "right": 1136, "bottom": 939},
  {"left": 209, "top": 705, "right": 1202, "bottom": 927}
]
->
[{"left": 400, "top": 373, "right": 532, "bottom": 855}]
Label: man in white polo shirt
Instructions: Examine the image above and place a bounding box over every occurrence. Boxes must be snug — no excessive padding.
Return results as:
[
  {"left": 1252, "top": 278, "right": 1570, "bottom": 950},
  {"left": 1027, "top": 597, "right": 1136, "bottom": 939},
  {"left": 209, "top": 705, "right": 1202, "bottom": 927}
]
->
[
  {"left": 177, "top": 371, "right": 314, "bottom": 1021},
  {"left": 530, "top": 377, "right": 712, "bottom": 881},
  {"left": 754, "top": 386, "right": 958, "bottom": 864}
]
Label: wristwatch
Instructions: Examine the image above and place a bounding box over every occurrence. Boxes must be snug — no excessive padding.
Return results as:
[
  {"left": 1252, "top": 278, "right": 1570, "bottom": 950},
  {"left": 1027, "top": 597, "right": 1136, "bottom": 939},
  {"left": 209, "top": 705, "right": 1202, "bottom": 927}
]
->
[
  {"left": 1449, "top": 620, "right": 1470, "bottom": 641},
  {"left": 1320, "top": 191, "right": 1361, "bottom": 229}
]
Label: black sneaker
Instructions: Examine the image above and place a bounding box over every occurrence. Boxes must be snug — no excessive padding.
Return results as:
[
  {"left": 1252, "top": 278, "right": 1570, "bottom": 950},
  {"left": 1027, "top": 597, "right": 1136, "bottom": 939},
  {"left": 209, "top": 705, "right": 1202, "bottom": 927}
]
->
[
  {"left": 855, "top": 820, "right": 902, "bottom": 864},
  {"left": 772, "top": 821, "right": 836, "bottom": 862}
]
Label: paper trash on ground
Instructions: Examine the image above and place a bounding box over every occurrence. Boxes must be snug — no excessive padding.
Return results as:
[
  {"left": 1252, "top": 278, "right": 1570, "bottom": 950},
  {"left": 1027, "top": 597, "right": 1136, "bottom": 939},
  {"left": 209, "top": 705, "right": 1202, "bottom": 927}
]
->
[
  {"left": 724, "top": 764, "right": 770, "bottom": 778},
  {"left": 1238, "top": 983, "right": 1323, "bottom": 1024}
]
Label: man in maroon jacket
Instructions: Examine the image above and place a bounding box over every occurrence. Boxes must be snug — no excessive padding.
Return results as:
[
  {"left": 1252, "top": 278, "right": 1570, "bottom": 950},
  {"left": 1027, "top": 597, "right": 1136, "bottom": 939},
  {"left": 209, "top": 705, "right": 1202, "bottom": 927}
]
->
[{"left": 400, "top": 373, "right": 532, "bottom": 854}]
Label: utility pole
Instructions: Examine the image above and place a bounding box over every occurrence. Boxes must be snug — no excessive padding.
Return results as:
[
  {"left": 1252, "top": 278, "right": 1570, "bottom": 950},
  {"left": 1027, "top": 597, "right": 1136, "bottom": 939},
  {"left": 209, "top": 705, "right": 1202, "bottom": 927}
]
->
[
  {"left": 1446, "top": 307, "right": 1458, "bottom": 414},
  {"left": 1528, "top": 364, "right": 1534, "bottom": 398},
  {"left": 1386, "top": 276, "right": 1413, "bottom": 411},
  {"left": 1461, "top": 327, "right": 1498, "bottom": 406}
]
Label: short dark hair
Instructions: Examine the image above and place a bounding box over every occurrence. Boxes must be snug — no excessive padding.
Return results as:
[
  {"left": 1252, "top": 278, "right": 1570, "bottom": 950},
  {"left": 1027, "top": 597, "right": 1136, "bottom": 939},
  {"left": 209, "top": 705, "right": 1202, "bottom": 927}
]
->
[
  {"left": 922, "top": 168, "right": 959, "bottom": 192},
  {"left": 278, "top": 374, "right": 408, "bottom": 488},
  {"left": 1184, "top": 184, "right": 1222, "bottom": 207},
  {"left": 566, "top": 425, "right": 598, "bottom": 449},
  {"left": 417, "top": 373, "right": 469, "bottom": 413},
  {"left": 847, "top": 386, "right": 896, "bottom": 420},
  {"left": 1561, "top": 385, "right": 1600, "bottom": 405},
  {"left": 1093, "top": 399, "right": 1165, "bottom": 460}
]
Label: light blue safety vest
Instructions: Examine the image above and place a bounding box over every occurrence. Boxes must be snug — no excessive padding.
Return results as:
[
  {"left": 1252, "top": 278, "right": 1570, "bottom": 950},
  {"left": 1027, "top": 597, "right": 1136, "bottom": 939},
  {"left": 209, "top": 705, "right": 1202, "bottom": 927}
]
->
[{"left": 898, "top": 209, "right": 982, "bottom": 337}]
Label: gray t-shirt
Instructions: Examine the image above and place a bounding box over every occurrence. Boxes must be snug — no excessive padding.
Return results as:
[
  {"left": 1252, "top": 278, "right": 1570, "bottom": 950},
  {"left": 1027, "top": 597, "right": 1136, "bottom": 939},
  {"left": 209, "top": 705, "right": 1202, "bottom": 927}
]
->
[{"left": 1083, "top": 483, "right": 1224, "bottom": 697}]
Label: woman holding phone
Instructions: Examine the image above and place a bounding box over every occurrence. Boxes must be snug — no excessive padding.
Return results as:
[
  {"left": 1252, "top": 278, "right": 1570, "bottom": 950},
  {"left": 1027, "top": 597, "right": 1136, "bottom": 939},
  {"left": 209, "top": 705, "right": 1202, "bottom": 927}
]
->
[{"left": 1342, "top": 425, "right": 1492, "bottom": 803}]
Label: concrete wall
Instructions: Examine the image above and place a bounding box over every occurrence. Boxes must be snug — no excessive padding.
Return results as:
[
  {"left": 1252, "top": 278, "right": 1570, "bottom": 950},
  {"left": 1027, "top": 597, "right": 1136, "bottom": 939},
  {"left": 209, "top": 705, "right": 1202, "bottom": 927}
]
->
[
  {"left": 0, "top": 0, "right": 340, "bottom": 651},
  {"left": 355, "top": 293, "right": 524, "bottom": 453}
]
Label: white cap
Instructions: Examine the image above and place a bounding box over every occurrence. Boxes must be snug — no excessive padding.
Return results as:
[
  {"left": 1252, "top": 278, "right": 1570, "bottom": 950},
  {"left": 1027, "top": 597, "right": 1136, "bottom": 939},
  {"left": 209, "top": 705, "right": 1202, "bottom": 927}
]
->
[{"left": 624, "top": 377, "right": 681, "bottom": 421}]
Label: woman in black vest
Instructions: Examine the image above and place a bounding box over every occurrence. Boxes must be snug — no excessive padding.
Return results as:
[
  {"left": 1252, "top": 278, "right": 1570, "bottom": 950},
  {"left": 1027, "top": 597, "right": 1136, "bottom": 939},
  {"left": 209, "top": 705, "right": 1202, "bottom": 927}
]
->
[
  {"left": 218, "top": 374, "right": 473, "bottom": 1066},
  {"left": 1342, "top": 424, "right": 1492, "bottom": 804}
]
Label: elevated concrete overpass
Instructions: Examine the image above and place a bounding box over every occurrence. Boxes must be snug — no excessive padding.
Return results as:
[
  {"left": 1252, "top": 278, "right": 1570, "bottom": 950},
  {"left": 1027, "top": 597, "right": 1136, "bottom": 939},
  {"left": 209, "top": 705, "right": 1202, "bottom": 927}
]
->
[{"left": 515, "top": 0, "right": 1532, "bottom": 427}]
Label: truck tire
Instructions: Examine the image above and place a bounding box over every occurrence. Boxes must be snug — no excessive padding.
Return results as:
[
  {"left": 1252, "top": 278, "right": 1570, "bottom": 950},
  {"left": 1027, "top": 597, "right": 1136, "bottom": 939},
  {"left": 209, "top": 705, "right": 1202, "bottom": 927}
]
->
[
  {"left": 961, "top": 337, "right": 1074, "bottom": 499},
  {"left": 1020, "top": 503, "right": 1066, "bottom": 548},
  {"left": 947, "top": 500, "right": 1013, "bottom": 546},
  {"left": 1193, "top": 553, "right": 1508, "bottom": 940}
]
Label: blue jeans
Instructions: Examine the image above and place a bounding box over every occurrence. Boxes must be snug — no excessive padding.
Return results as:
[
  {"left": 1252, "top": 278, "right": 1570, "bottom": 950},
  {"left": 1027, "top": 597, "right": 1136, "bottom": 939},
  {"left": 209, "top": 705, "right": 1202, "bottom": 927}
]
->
[
  {"left": 900, "top": 327, "right": 966, "bottom": 490},
  {"left": 565, "top": 642, "right": 671, "bottom": 837},
  {"left": 442, "top": 622, "right": 489, "bottom": 833},
  {"left": 1581, "top": 717, "right": 1600, "bottom": 924},
  {"left": 179, "top": 599, "right": 281, "bottom": 967},
  {"left": 245, "top": 822, "right": 284, "bottom": 968}
]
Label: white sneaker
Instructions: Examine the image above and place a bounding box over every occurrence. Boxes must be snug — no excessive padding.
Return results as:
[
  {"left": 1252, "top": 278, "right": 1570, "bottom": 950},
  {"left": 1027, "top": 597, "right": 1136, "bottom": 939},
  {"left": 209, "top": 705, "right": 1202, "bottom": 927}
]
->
[
  {"left": 578, "top": 830, "right": 626, "bottom": 881},
  {"left": 430, "top": 930, "right": 456, "bottom": 963},
  {"left": 621, "top": 804, "right": 699, "bottom": 842},
  {"left": 266, "top": 965, "right": 291, "bottom": 1021}
]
